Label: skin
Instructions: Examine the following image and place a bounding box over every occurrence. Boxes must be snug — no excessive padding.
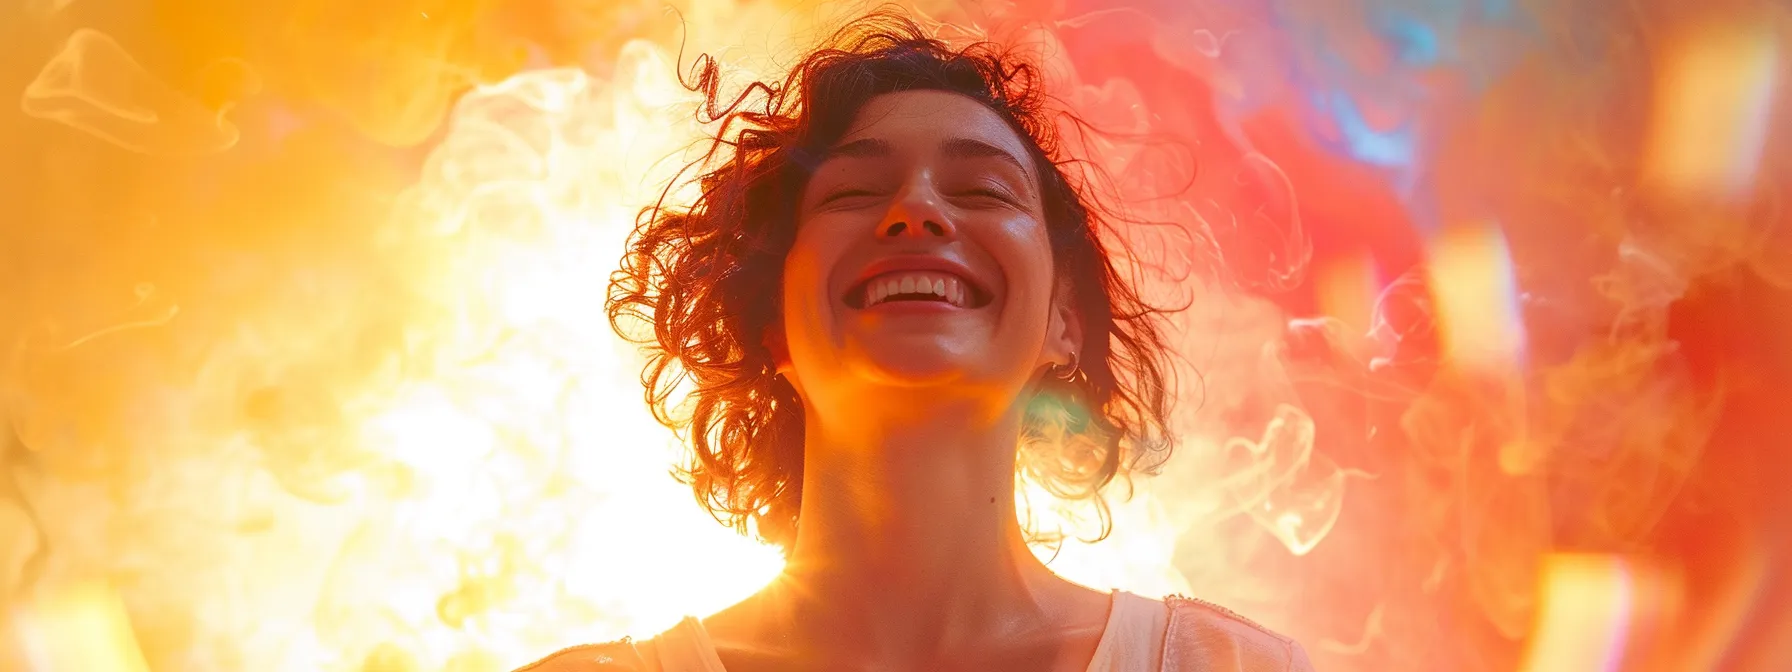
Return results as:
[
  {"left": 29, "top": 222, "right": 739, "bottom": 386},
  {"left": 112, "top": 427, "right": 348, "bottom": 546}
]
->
[{"left": 693, "top": 90, "right": 1112, "bottom": 672}]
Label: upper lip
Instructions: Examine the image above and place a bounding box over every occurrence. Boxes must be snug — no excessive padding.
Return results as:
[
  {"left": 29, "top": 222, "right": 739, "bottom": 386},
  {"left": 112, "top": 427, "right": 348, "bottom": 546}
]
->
[{"left": 846, "top": 254, "right": 991, "bottom": 306}]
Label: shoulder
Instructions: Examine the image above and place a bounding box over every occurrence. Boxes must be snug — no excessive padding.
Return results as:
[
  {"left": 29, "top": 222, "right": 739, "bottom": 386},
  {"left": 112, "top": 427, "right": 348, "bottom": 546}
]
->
[
  {"left": 1160, "top": 595, "right": 1317, "bottom": 672},
  {"left": 511, "top": 640, "right": 651, "bottom": 672}
]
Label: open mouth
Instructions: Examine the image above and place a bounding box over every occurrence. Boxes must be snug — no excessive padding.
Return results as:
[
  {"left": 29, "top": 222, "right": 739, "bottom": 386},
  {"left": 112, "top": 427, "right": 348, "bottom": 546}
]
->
[{"left": 844, "top": 270, "right": 991, "bottom": 309}]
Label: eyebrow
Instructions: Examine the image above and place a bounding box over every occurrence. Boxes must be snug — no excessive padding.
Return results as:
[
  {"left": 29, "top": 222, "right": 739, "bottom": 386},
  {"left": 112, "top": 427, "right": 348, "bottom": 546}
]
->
[
  {"left": 824, "top": 137, "right": 893, "bottom": 159},
  {"left": 821, "top": 136, "right": 1033, "bottom": 178},
  {"left": 939, "top": 137, "right": 1031, "bottom": 178}
]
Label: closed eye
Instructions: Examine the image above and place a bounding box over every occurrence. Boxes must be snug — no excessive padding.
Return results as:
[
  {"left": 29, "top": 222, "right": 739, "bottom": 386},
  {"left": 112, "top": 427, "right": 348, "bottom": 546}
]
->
[
  {"left": 821, "top": 189, "right": 882, "bottom": 206},
  {"left": 952, "top": 188, "right": 1015, "bottom": 205}
]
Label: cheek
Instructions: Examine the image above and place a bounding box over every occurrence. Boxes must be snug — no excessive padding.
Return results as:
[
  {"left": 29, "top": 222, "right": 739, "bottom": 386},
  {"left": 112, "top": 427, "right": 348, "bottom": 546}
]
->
[
  {"left": 779, "top": 225, "right": 844, "bottom": 334},
  {"left": 979, "top": 218, "right": 1060, "bottom": 361},
  {"left": 995, "top": 219, "right": 1058, "bottom": 300}
]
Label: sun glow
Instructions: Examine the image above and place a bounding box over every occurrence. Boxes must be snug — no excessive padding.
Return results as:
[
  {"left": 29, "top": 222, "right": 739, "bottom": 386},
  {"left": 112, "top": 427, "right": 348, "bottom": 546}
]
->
[{"left": 3, "top": 0, "right": 1785, "bottom": 670}]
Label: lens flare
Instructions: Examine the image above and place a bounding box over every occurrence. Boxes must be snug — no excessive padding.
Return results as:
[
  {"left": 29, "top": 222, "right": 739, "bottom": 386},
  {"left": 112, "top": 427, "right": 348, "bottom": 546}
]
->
[
  {"left": 1645, "top": 18, "right": 1780, "bottom": 200},
  {"left": 1426, "top": 223, "right": 1525, "bottom": 373},
  {"left": 1519, "top": 554, "right": 1681, "bottom": 672},
  {"left": 10, "top": 581, "right": 151, "bottom": 672}
]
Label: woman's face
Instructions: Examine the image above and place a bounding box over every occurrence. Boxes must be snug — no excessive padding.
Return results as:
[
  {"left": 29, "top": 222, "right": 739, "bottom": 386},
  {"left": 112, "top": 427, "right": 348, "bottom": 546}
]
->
[{"left": 777, "top": 90, "right": 1074, "bottom": 415}]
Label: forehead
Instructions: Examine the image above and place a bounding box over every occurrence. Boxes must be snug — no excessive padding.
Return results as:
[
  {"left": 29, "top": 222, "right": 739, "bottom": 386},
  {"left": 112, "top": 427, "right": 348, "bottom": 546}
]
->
[{"left": 837, "top": 90, "right": 1033, "bottom": 162}]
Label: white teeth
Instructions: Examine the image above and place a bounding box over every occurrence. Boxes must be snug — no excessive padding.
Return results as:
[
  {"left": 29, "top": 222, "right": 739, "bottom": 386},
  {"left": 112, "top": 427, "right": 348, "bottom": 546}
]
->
[{"left": 861, "top": 271, "right": 976, "bottom": 307}]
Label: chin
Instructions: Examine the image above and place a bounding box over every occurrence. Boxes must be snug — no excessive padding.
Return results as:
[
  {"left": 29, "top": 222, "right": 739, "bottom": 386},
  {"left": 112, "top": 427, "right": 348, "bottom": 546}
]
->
[{"left": 849, "top": 347, "right": 973, "bottom": 389}]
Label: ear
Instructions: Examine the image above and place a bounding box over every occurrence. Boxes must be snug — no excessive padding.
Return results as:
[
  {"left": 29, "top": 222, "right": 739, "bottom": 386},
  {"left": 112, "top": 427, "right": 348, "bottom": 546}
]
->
[{"left": 1045, "top": 281, "right": 1084, "bottom": 368}]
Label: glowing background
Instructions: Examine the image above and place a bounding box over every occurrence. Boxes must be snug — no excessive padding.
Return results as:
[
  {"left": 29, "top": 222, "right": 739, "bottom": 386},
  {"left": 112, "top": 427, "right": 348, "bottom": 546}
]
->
[{"left": 1, "top": 0, "right": 1788, "bottom": 670}]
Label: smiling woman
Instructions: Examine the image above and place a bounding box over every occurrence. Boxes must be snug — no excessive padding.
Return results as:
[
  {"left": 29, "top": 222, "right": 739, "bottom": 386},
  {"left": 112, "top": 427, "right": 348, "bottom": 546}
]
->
[{"left": 520, "top": 9, "right": 1314, "bottom": 672}]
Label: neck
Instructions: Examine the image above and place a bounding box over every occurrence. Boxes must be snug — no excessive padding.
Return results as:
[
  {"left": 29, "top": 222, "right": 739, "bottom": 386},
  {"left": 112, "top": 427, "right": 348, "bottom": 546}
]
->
[{"left": 770, "top": 394, "right": 1058, "bottom": 662}]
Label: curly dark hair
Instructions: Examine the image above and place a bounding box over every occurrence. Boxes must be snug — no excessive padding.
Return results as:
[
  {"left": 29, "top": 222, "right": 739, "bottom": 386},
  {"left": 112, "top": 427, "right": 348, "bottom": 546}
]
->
[{"left": 607, "top": 9, "right": 1176, "bottom": 551}]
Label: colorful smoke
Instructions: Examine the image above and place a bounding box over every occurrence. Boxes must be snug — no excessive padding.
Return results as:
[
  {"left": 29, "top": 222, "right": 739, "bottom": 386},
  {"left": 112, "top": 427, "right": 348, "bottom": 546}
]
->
[{"left": 2, "top": 0, "right": 1787, "bottom": 671}]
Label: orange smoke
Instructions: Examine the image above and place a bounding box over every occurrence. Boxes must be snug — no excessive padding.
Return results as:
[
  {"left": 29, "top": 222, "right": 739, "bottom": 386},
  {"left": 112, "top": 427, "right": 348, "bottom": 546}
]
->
[{"left": 2, "top": 0, "right": 1789, "bottom": 671}]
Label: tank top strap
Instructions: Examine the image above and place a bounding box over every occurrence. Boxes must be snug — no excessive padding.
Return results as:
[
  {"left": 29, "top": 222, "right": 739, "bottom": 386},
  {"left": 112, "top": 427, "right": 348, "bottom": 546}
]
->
[
  {"left": 645, "top": 617, "right": 728, "bottom": 672},
  {"left": 1086, "top": 590, "right": 1171, "bottom": 672}
]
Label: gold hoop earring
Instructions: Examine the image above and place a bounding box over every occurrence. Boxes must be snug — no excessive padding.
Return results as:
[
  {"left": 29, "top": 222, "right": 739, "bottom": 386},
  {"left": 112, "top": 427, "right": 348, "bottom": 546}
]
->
[{"left": 1053, "top": 353, "right": 1081, "bottom": 382}]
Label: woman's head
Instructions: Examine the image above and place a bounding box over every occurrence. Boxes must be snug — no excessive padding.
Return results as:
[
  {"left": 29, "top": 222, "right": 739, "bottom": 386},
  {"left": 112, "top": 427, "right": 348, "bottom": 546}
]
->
[
  {"left": 609, "top": 10, "right": 1174, "bottom": 549},
  {"left": 784, "top": 89, "right": 1056, "bottom": 404}
]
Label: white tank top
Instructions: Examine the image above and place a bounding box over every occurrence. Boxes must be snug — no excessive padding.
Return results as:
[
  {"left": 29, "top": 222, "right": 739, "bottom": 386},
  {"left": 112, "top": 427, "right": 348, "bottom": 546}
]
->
[{"left": 646, "top": 590, "right": 1170, "bottom": 672}]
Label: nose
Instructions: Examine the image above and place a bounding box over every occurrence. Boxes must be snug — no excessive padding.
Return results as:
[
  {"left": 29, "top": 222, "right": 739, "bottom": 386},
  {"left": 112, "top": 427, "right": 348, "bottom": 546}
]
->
[{"left": 877, "top": 182, "right": 957, "bottom": 241}]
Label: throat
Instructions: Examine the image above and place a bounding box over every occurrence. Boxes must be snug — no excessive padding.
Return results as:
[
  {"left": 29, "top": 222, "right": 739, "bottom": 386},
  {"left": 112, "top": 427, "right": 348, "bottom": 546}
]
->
[{"left": 740, "top": 393, "right": 1090, "bottom": 666}]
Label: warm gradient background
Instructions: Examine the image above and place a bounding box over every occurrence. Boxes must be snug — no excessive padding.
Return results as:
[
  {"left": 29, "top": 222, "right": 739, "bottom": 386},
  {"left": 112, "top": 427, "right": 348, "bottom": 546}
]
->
[{"left": 2, "top": 0, "right": 1789, "bottom": 670}]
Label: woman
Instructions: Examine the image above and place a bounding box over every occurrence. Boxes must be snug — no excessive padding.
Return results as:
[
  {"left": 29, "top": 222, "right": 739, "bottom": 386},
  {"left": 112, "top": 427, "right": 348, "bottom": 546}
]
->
[{"left": 524, "top": 10, "right": 1315, "bottom": 672}]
